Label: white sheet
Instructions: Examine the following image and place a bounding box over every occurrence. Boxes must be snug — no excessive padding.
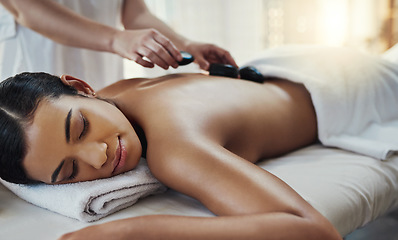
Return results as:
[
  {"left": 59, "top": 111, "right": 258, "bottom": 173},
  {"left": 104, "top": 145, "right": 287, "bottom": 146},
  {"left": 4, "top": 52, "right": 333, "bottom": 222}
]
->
[
  {"left": 244, "top": 45, "right": 398, "bottom": 160},
  {"left": 1, "top": 144, "right": 398, "bottom": 239}
]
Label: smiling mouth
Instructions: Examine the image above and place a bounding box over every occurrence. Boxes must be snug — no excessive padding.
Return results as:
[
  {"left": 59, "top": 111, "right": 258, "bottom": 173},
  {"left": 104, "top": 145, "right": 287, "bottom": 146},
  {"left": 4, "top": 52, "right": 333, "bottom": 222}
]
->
[{"left": 112, "top": 137, "right": 127, "bottom": 174}]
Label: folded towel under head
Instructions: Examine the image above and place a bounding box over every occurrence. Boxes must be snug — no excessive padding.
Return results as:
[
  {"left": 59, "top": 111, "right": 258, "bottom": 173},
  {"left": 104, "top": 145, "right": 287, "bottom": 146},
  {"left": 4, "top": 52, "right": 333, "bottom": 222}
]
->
[{"left": 0, "top": 159, "right": 166, "bottom": 222}]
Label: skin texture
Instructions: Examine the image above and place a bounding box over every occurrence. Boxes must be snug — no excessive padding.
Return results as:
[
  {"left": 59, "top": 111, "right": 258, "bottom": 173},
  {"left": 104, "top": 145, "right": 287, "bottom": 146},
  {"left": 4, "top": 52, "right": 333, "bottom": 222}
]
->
[
  {"left": 22, "top": 73, "right": 342, "bottom": 240},
  {"left": 0, "top": 0, "right": 237, "bottom": 70}
]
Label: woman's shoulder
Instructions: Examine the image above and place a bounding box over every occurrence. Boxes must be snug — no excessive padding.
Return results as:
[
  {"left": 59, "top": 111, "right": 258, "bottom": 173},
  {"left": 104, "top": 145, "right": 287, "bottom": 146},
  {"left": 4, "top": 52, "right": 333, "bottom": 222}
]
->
[{"left": 97, "top": 77, "right": 146, "bottom": 97}]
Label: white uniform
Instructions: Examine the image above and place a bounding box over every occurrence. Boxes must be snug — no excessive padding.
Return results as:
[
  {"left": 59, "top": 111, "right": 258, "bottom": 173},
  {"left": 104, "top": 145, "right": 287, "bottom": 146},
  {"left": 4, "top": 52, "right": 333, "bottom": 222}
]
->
[{"left": 0, "top": 0, "right": 124, "bottom": 90}]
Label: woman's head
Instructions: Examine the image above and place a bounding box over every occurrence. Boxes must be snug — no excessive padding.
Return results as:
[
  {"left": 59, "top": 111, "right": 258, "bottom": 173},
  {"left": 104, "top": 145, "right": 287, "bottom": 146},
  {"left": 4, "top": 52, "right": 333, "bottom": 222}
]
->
[{"left": 0, "top": 72, "right": 142, "bottom": 184}]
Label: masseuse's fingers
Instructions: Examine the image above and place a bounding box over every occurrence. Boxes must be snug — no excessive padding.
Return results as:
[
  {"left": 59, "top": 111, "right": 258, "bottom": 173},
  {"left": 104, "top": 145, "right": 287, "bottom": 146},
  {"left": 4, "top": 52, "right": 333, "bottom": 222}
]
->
[
  {"left": 203, "top": 45, "right": 238, "bottom": 68},
  {"left": 185, "top": 42, "right": 238, "bottom": 71},
  {"left": 138, "top": 43, "right": 178, "bottom": 70},
  {"left": 152, "top": 32, "right": 183, "bottom": 65},
  {"left": 132, "top": 54, "right": 155, "bottom": 68},
  {"left": 112, "top": 29, "right": 182, "bottom": 69},
  {"left": 217, "top": 48, "right": 238, "bottom": 68},
  {"left": 137, "top": 31, "right": 181, "bottom": 69}
]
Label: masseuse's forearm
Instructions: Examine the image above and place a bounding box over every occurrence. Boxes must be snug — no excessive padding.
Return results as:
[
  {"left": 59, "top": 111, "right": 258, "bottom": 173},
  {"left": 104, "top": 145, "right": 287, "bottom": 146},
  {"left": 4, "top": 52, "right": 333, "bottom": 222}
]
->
[
  {"left": 121, "top": 0, "right": 190, "bottom": 50},
  {"left": 0, "top": 0, "right": 117, "bottom": 52},
  {"left": 85, "top": 214, "right": 341, "bottom": 240}
]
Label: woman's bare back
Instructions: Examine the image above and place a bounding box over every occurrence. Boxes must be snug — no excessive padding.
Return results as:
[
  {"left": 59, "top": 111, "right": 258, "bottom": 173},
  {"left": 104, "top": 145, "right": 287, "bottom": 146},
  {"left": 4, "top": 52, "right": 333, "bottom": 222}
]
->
[{"left": 99, "top": 73, "right": 317, "bottom": 163}]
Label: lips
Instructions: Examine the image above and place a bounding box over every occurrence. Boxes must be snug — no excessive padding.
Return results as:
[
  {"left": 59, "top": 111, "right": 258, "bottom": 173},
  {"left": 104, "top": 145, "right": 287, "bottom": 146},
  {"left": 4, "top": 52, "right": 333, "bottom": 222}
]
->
[{"left": 112, "top": 137, "right": 127, "bottom": 174}]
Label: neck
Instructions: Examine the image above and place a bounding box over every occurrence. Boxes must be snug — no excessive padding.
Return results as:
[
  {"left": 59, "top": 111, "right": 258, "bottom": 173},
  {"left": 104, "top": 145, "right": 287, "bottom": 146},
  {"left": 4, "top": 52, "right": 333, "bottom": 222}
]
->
[{"left": 132, "top": 122, "right": 147, "bottom": 158}]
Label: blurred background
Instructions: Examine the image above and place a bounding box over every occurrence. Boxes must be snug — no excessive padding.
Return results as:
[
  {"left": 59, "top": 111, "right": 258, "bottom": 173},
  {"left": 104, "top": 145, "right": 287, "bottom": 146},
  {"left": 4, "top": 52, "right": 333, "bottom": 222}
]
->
[{"left": 125, "top": 0, "right": 398, "bottom": 78}]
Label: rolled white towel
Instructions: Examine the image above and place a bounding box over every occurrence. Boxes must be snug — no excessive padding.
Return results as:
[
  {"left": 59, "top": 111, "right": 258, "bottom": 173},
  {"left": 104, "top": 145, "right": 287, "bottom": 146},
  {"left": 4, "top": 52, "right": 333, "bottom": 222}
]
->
[{"left": 0, "top": 159, "right": 167, "bottom": 222}]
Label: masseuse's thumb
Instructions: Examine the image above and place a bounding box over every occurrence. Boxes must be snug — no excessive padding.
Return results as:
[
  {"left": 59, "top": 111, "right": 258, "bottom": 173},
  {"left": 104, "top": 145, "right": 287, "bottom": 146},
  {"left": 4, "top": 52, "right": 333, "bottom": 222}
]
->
[{"left": 196, "top": 57, "right": 210, "bottom": 71}]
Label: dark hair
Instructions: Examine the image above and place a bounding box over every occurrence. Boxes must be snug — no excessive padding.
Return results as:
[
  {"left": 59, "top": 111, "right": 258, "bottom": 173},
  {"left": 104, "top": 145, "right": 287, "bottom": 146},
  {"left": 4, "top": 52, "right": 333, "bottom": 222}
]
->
[{"left": 0, "top": 72, "right": 79, "bottom": 184}]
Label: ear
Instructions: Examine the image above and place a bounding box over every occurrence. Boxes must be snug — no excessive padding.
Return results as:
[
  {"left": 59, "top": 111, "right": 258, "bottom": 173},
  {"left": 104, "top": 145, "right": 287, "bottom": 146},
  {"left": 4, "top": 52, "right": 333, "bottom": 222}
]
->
[{"left": 60, "top": 75, "right": 96, "bottom": 97}]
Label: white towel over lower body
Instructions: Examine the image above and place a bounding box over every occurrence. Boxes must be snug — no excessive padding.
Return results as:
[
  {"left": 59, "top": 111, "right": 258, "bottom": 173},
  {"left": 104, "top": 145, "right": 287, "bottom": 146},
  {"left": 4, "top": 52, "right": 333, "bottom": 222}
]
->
[
  {"left": 0, "top": 160, "right": 166, "bottom": 222},
  {"left": 244, "top": 45, "right": 398, "bottom": 160}
]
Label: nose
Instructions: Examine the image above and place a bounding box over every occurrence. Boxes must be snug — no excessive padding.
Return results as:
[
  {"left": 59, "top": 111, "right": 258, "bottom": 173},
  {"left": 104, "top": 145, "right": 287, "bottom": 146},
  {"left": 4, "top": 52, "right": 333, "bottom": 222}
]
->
[{"left": 75, "top": 142, "right": 108, "bottom": 169}]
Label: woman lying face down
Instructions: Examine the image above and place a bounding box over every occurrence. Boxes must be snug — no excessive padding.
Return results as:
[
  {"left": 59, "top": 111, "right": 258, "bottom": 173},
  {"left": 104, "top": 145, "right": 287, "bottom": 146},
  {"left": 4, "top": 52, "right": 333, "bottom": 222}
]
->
[{"left": 0, "top": 72, "right": 341, "bottom": 240}]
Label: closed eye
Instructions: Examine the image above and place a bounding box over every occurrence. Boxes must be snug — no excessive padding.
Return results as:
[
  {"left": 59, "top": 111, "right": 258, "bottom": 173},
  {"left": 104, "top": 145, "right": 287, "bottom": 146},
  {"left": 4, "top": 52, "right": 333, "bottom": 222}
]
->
[
  {"left": 68, "top": 160, "right": 78, "bottom": 181},
  {"left": 78, "top": 113, "right": 89, "bottom": 140}
]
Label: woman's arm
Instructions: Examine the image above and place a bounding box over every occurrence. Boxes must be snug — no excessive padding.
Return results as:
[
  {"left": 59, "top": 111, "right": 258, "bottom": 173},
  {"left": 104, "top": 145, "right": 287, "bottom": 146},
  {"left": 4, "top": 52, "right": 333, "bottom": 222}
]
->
[
  {"left": 148, "top": 140, "right": 342, "bottom": 239},
  {"left": 59, "top": 213, "right": 338, "bottom": 240},
  {"left": 59, "top": 139, "right": 341, "bottom": 240},
  {"left": 121, "top": 0, "right": 238, "bottom": 70},
  {"left": 0, "top": 0, "right": 181, "bottom": 69},
  {"left": 0, "top": 0, "right": 117, "bottom": 52},
  {"left": 121, "top": 0, "right": 188, "bottom": 52}
]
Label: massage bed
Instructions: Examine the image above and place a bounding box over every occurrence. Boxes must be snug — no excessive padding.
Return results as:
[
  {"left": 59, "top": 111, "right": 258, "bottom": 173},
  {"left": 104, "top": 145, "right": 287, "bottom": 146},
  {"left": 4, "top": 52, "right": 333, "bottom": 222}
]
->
[{"left": 1, "top": 144, "right": 398, "bottom": 239}]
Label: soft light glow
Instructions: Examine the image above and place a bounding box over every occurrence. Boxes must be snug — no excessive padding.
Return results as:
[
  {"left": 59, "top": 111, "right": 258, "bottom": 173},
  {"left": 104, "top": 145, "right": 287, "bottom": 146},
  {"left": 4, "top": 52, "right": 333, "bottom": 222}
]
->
[{"left": 319, "top": 0, "right": 349, "bottom": 46}]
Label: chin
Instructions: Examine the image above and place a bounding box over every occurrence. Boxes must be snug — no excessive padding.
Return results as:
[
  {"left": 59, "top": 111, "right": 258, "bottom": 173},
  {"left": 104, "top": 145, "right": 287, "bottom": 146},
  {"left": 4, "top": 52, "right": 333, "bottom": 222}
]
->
[{"left": 124, "top": 143, "right": 142, "bottom": 171}]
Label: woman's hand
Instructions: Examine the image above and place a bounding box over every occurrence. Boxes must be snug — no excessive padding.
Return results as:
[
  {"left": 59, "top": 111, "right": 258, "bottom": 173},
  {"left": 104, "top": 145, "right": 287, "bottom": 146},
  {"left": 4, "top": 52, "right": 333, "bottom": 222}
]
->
[
  {"left": 184, "top": 41, "right": 238, "bottom": 71},
  {"left": 111, "top": 28, "right": 183, "bottom": 70},
  {"left": 58, "top": 225, "right": 104, "bottom": 240},
  {"left": 57, "top": 222, "right": 125, "bottom": 240}
]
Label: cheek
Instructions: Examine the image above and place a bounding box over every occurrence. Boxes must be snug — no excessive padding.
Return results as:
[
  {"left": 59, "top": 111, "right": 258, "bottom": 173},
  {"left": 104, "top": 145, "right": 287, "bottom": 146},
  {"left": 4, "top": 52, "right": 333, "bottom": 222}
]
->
[
  {"left": 76, "top": 164, "right": 111, "bottom": 182},
  {"left": 90, "top": 103, "right": 130, "bottom": 129}
]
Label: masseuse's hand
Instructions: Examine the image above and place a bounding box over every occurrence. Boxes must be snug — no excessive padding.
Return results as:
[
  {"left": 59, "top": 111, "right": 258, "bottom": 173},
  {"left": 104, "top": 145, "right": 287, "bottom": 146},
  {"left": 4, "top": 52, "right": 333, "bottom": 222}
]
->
[
  {"left": 112, "top": 28, "right": 183, "bottom": 70},
  {"left": 184, "top": 41, "right": 238, "bottom": 71}
]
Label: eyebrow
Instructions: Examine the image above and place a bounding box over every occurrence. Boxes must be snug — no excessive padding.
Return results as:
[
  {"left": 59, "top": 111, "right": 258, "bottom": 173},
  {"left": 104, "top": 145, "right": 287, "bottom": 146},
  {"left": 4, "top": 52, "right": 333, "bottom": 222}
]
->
[
  {"left": 65, "top": 109, "right": 72, "bottom": 143},
  {"left": 51, "top": 160, "right": 65, "bottom": 183}
]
